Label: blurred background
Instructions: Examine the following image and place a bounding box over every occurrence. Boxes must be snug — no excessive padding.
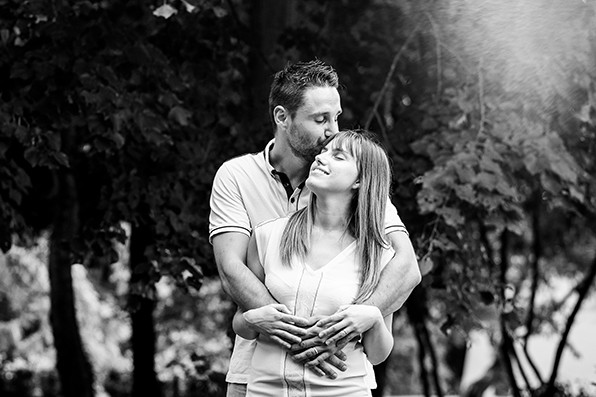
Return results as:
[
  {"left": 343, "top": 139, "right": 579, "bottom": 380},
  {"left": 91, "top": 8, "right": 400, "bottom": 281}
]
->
[{"left": 1, "top": 0, "right": 595, "bottom": 396}]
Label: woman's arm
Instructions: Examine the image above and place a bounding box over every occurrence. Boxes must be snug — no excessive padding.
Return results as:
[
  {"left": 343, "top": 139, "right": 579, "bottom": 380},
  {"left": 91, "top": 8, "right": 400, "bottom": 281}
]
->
[
  {"left": 362, "top": 311, "right": 394, "bottom": 366},
  {"left": 232, "top": 233, "right": 307, "bottom": 347}
]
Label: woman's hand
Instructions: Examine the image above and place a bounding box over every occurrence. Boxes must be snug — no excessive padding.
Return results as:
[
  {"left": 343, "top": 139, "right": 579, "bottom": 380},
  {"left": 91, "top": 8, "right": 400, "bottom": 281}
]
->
[
  {"left": 243, "top": 303, "right": 311, "bottom": 349},
  {"left": 315, "top": 304, "right": 383, "bottom": 347}
]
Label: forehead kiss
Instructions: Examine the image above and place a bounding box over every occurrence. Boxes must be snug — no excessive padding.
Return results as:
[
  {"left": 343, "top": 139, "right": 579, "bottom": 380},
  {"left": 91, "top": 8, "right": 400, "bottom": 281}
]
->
[{"left": 319, "top": 135, "right": 362, "bottom": 164}]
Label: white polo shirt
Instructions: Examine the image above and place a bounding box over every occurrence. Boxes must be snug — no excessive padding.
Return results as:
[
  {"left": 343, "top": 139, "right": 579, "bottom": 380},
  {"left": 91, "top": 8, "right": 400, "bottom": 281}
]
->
[{"left": 209, "top": 139, "right": 408, "bottom": 384}]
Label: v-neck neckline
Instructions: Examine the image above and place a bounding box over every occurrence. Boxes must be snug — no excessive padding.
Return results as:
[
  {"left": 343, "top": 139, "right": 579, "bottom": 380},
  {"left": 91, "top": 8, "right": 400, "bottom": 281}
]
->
[{"left": 304, "top": 240, "right": 357, "bottom": 273}]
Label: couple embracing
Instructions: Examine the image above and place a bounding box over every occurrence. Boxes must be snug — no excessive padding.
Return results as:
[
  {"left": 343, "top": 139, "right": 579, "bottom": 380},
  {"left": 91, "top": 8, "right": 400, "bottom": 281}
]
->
[{"left": 209, "top": 60, "right": 421, "bottom": 397}]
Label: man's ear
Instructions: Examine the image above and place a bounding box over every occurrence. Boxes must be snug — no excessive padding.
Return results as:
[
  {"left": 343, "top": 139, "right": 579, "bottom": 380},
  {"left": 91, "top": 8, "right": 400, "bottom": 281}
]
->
[{"left": 273, "top": 105, "right": 289, "bottom": 127}]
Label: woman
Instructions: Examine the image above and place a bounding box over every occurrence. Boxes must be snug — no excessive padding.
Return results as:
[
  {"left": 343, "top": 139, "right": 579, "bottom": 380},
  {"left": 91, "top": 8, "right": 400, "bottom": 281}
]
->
[{"left": 234, "top": 130, "right": 396, "bottom": 396}]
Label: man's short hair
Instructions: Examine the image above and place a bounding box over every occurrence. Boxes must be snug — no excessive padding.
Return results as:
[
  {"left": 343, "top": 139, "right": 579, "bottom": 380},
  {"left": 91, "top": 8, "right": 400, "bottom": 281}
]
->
[{"left": 268, "top": 60, "right": 339, "bottom": 129}]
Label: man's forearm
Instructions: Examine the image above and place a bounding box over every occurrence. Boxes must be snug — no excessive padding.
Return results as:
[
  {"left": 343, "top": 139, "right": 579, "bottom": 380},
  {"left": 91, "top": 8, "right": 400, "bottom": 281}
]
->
[
  {"left": 219, "top": 258, "right": 277, "bottom": 310},
  {"left": 364, "top": 232, "right": 421, "bottom": 316},
  {"left": 213, "top": 232, "right": 277, "bottom": 311}
]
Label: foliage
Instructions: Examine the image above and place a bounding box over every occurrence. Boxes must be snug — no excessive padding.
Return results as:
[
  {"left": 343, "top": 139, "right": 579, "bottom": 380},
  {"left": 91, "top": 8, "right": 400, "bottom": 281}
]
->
[
  {"left": 0, "top": 0, "right": 256, "bottom": 288},
  {"left": 0, "top": 239, "right": 231, "bottom": 396},
  {"left": 284, "top": 0, "right": 596, "bottom": 395},
  {"left": 2, "top": 0, "right": 596, "bottom": 395}
]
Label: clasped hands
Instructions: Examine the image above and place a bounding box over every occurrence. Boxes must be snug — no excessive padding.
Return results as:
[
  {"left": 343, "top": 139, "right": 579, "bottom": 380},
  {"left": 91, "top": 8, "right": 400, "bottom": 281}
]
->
[{"left": 243, "top": 303, "right": 381, "bottom": 379}]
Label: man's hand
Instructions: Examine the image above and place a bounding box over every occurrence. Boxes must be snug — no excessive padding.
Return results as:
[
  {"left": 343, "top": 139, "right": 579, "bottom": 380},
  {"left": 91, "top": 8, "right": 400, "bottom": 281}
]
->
[
  {"left": 243, "top": 304, "right": 311, "bottom": 349},
  {"left": 290, "top": 340, "right": 347, "bottom": 379},
  {"left": 287, "top": 316, "right": 348, "bottom": 379},
  {"left": 316, "top": 305, "right": 383, "bottom": 347}
]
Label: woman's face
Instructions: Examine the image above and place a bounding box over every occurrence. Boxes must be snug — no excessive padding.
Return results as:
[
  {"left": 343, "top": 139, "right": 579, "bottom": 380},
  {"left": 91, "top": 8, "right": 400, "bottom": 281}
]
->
[{"left": 306, "top": 141, "right": 360, "bottom": 196}]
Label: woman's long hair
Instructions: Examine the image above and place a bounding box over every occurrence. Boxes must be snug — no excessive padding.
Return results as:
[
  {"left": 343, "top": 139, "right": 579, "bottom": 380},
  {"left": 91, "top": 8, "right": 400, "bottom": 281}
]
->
[{"left": 280, "top": 130, "right": 392, "bottom": 303}]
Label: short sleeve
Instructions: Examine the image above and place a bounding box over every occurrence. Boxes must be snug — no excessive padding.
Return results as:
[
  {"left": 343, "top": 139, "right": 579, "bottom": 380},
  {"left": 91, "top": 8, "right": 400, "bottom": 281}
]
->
[
  {"left": 209, "top": 162, "right": 251, "bottom": 243},
  {"left": 384, "top": 198, "right": 408, "bottom": 235},
  {"left": 253, "top": 217, "right": 289, "bottom": 273}
]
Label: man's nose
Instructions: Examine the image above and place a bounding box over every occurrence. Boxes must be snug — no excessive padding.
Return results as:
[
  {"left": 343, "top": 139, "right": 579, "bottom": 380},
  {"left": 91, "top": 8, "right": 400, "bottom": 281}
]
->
[{"left": 325, "top": 120, "right": 339, "bottom": 138}]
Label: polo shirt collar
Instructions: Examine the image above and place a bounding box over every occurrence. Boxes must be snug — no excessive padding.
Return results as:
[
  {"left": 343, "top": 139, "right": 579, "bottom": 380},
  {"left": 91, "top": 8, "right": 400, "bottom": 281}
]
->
[
  {"left": 263, "top": 138, "right": 306, "bottom": 199},
  {"left": 263, "top": 138, "right": 276, "bottom": 175}
]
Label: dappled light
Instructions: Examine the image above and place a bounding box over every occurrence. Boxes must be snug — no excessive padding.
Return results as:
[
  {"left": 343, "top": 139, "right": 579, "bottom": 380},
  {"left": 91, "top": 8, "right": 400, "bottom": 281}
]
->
[{"left": 1, "top": 0, "right": 595, "bottom": 396}]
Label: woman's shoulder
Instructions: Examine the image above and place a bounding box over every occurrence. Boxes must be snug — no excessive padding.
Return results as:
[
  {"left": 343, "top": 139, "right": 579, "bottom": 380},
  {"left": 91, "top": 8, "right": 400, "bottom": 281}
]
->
[{"left": 254, "top": 215, "right": 291, "bottom": 235}]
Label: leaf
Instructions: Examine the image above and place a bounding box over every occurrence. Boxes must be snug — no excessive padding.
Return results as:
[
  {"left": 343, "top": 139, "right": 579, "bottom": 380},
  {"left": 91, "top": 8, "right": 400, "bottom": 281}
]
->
[
  {"left": 436, "top": 206, "right": 465, "bottom": 227},
  {"left": 213, "top": 6, "right": 227, "bottom": 18},
  {"left": 23, "top": 147, "right": 42, "bottom": 167},
  {"left": 421, "top": 116, "right": 438, "bottom": 131},
  {"left": 9, "top": 187, "right": 22, "bottom": 204},
  {"left": 453, "top": 184, "right": 476, "bottom": 203},
  {"left": 0, "top": 29, "right": 9, "bottom": 44},
  {"left": 419, "top": 255, "right": 434, "bottom": 276},
  {"left": 52, "top": 152, "right": 70, "bottom": 168},
  {"left": 168, "top": 106, "right": 192, "bottom": 126},
  {"left": 153, "top": 4, "right": 177, "bottom": 19},
  {"left": 112, "top": 133, "right": 125, "bottom": 149},
  {"left": 10, "top": 62, "right": 31, "bottom": 80},
  {"left": 474, "top": 171, "right": 499, "bottom": 190},
  {"left": 182, "top": 0, "right": 197, "bottom": 13}
]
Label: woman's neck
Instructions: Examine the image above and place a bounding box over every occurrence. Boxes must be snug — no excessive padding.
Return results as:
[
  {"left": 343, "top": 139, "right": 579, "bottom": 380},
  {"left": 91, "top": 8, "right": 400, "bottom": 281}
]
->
[{"left": 313, "top": 196, "right": 352, "bottom": 232}]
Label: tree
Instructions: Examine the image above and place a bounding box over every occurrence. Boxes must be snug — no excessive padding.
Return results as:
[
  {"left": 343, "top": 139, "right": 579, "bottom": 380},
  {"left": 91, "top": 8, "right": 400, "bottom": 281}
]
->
[
  {"left": 274, "top": 1, "right": 596, "bottom": 395},
  {"left": 1, "top": 0, "right": 252, "bottom": 395}
]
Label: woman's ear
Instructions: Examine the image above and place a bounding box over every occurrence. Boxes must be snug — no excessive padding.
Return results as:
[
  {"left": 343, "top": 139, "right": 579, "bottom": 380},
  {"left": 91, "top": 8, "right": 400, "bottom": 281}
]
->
[{"left": 352, "top": 180, "right": 360, "bottom": 190}]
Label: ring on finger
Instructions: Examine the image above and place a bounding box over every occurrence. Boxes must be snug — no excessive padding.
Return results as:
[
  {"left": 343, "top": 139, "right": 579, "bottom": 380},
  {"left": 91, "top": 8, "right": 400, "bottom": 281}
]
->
[{"left": 312, "top": 347, "right": 318, "bottom": 356}]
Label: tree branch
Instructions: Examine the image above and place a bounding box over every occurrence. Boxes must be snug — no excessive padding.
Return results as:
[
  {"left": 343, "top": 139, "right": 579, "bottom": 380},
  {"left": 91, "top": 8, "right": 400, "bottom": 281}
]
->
[
  {"left": 524, "top": 195, "right": 541, "bottom": 343},
  {"left": 373, "top": 109, "right": 400, "bottom": 161},
  {"left": 477, "top": 56, "right": 486, "bottom": 136},
  {"left": 364, "top": 21, "right": 421, "bottom": 130},
  {"left": 520, "top": 340, "right": 544, "bottom": 383},
  {"left": 413, "top": 321, "right": 431, "bottom": 397},
  {"left": 546, "top": 253, "right": 596, "bottom": 391},
  {"left": 425, "top": 12, "right": 442, "bottom": 98},
  {"left": 478, "top": 221, "right": 496, "bottom": 277},
  {"left": 510, "top": 342, "right": 532, "bottom": 391}
]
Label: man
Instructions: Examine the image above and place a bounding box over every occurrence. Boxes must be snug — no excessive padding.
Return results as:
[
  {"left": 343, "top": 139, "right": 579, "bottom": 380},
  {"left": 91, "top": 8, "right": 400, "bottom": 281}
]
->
[{"left": 209, "top": 60, "right": 421, "bottom": 397}]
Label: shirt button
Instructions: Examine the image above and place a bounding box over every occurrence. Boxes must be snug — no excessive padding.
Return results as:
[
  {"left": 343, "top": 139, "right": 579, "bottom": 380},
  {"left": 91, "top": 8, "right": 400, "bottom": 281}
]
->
[{"left": 290, "top": 198, "right": 295, "bottom": 203}]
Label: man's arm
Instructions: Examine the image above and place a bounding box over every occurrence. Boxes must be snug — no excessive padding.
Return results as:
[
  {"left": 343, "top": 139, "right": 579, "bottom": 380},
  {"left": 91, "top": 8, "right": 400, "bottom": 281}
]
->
[
  {"left": 365, "top": 230, "right": 420, "bottom": 315},
  {"left": 212, "top": 231, "right": 271, "bottom": 310},
  {"left": 213, "top": 232, "right": 309, "bottom": 346},
  {"left": 316, "top": 231, "right": 420, "bottom": 345}
]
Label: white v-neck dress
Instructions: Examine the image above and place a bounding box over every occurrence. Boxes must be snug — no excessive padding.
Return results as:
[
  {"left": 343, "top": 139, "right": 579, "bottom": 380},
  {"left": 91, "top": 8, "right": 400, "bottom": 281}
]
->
[{"left": 247, "top": 216, "right": 395, "bottom": 397}]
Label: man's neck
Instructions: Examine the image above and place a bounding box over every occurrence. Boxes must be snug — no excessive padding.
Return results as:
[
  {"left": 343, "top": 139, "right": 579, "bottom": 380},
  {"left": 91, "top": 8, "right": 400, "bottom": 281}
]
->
[{"left": 269, "top": 139, "right": 310, "bottom": 188}]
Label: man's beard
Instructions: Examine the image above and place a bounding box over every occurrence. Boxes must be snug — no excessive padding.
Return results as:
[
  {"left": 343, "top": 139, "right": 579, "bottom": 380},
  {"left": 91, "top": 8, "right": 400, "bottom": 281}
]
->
[{"left": 287, "top": 125, "right": 324, "bottom": 163}]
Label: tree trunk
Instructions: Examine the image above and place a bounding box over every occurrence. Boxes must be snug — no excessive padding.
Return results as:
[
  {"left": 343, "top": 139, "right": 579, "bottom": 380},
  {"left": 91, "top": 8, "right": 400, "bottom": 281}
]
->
[
  {"left": 422, "top": 322, "right": 444, "bottom": 397},
  {"left": 498, "top": 230, "right": 521, "bottom": 397},
  {"left": 129, "top": 223, "right": 161, "bottom": 397},
  {"left": 48, "top": 169, "right": 94, "bottom": 397},
  {"left": 372, "top": 360, "right": 389, "bottom": 397},
  {"left": 406, "top": 288, "right": 432, "bottom": 397}
]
